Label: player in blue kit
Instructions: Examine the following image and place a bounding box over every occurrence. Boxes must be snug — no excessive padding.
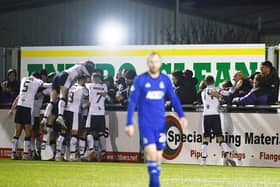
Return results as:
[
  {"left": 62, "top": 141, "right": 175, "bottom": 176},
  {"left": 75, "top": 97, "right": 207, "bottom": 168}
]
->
[{"left": 125, "top": 52, "right": 188, "bottom": 187}]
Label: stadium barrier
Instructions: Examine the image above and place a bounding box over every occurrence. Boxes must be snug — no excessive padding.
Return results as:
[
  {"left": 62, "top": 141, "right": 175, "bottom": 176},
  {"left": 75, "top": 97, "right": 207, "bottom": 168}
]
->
[{"left": 1, "top": 106, "right": 280, "bottom": 167}]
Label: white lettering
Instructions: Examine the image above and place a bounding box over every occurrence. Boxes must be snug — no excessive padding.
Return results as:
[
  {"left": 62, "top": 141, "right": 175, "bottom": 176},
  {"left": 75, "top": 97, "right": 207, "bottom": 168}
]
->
[{"left": 146, "top": 91, "right": 164, "bottom": 100}]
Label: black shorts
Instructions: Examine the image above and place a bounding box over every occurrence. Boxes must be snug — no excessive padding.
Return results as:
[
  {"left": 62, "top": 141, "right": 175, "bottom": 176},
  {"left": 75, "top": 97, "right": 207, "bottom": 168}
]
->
[
  {"left": 88, "top": 115, "right": 106, "bottom": 134},
  {"left": 52, "top": 72, "right": 69, "bottom": 93},
  {"left": 81, "top": 115, "right": 87, "bottom": 129},
  {"left": 53, "top": 121, "right": 60, "bottom": 133},
  {"left": 32, "top": 117, "right": 40, "bottom": 131},
  {"left": 64, "top": 110, "right": 81, "bottom": 131},
  {"left": 203, "top": 115, "right": 223, "bottom": 138},
  {"left": 51, "top": 100, "right": 59, "bottom": 116},
  {"left": 14, "top": 106, "right": 32, "bottom": 125}
]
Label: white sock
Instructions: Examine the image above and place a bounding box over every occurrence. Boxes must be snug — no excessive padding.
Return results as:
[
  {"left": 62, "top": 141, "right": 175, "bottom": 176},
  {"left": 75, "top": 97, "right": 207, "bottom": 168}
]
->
[
  {"left": 201, "top": 144, "right": 208, "bottom": 158},
  {"left": 24, "top": 138, "right": 31, "bottom": 154},
  {"left": 31, "top": 139, "right": 35, "bottom": 152},
  {"left": 44, "top": 102, "right": 53, "bottom": 118},
  {"left": 56, "top": 135, "right": 65, "bottom": 153},
  {"left": 12, "top": 137, "right": 18, "bottom": 153},
  {"left": 61, "top": 144, "right": 66, "bottom": 157},
  {"left": 70, "top": 136, "right": 78, "bottom": 154},
  {"left": 42, "top": 134, "right": 48, "bottom": 144},
  {"left": 51, "top": 142, "right": 56, "bottom": 155},
  {"left": 58, "top": 99, "right": 66, "bottom": 116},
  {"left": 220, "top": 142, "right": 230, "bottom": 153},
  {"left": 99, "top": 136, "right": 106, "bottom": 152},
  {"left": 87, "top": 134, "right": 94, "bottom": 151},
  {"left": 47, "top": 127, "right": 53, "bottom": 138},
  {"left": 79, "top": 139, "right": 86, "bottom": 156},
  {"left": 35, "top": 137, "right": 41, "bottom": 152},
  {"left": 43, "top": 127, "right": 53, "bottom": 144},
  {"left": 94, "top": 139, "right": 99, "bottom": 152}
]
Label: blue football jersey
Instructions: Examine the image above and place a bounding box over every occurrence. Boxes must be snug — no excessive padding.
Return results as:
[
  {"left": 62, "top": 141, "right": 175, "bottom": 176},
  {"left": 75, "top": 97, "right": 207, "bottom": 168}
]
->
[{"left": 127, "top": 72, "right": 185, "bottom": 129}]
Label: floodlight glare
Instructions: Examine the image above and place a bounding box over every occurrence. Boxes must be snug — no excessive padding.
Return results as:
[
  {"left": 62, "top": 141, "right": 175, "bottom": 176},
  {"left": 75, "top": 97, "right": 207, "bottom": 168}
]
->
[{"left": 97, "top": 21, "right": 126, "bottom": 46}]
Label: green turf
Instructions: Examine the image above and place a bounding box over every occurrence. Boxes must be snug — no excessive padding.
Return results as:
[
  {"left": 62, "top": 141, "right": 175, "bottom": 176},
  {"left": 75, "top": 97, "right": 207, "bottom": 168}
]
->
[{"left": 0, "top": 159, "right": 279, "bottom": 187}]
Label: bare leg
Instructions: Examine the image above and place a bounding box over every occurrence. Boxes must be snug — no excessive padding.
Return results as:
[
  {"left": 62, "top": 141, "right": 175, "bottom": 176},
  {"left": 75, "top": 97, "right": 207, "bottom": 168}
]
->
[
  {"left": 11, "top": 124, "right": 23, "bottom": 159},
  {"left": 56, "top": 86, "right": 67, "bottom": 128},
  {"left": 42, "top": 90, "right": 57, "bottom": 123},
  {"left": 58, "top": 86, "right": 67, "bottom": 116},
  {"left": 69, "top": 130, "right": 78, "bottom": 161}
]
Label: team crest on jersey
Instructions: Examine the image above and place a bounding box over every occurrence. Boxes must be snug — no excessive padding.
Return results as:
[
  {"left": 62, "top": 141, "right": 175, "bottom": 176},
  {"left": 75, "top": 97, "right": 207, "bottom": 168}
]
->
[
  {"left": 143, "top": 137, "right": 148, "bottom": 145},
  {"left": 130, "top": 85, "right": 135, "bottom": 92},
  {"left": 145, "top": 82, "right": 151, "bottom": 88},
  {"left": 159, "top": 81, "right": 165, "bottom": 89}
]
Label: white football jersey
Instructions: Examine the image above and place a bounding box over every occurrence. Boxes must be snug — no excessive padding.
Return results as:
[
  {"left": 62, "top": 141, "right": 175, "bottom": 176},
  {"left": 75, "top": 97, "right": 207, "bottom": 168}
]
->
[
  {"left": 65, "top": 64, "right": 89, "bottom": 82},
  {"left": 201, "top": 85, "right": 222, "bottom": 116},
  {"left": 17, "top": 76, "right": 43, "bottom": 109},
  {"left": 41, "top": 83, "right": 52, "bottom": 96},
  {"left": 65, "top": 83, "right": 89, "bottom": 113},
  {"left": 87, "top": 83, "right": 108, "bottom": 115},
  {"left": 33, "top": 96, "right": 44, "bottom": 117},
  {"left": 33, "top": 83, "right": 52, "bottom": 117},
  {"left": 81, "top": 97, "right": 89, "bottom": 117}
]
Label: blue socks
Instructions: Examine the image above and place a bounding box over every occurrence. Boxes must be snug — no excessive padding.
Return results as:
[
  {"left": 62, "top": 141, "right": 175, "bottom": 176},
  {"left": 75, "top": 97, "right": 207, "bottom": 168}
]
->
[{"left": 147, "top": 160, "right": 160, "bottom": 187}]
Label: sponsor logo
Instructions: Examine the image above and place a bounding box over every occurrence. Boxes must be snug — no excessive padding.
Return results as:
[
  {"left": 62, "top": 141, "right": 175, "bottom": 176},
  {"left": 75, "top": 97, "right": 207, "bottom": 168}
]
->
[
  {"left": 145, "top": 91, "right": 164, "bottom": 100},
  {"left": 105, "top": 152, "right": 140, "bottom": 162},
  {"left": 163, "top": 115, "right": 184, "bottom": 160}
]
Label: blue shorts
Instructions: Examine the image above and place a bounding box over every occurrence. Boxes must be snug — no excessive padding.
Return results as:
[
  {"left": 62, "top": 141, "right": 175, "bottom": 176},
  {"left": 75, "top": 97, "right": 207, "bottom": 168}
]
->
[{"left": 139, "top": 126, "right": 166, "bottom": 151}]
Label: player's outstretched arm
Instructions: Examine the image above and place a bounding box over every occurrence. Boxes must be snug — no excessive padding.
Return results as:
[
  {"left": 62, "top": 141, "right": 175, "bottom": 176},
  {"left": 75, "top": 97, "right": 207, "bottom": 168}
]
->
[
  {"left": 166, "top": 78, "right": 188, "bottom": 128},
  {"left": 209, "top": 90, "right": 223, "bottom": 98},
  {"left": 125, "top": 77, "right": 140, "bottom": 136}
]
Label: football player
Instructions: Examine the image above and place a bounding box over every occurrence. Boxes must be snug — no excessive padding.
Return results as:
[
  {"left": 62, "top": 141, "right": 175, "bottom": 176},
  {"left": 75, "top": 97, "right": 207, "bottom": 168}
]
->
[
  {"left": 55, "top": 75, "right": 89, "bottom": 161},
  {"left": 200, "top": 75, "right": 236, "bottom": 166},
  {"left": 8, "top": 72, "right": 44, "bottom": 160},
  {"left": 84, "top": 71, "right": 108, "bottom": 161},
  {"left": 41, "top": 61, "right": 95, "bottom": 129}
]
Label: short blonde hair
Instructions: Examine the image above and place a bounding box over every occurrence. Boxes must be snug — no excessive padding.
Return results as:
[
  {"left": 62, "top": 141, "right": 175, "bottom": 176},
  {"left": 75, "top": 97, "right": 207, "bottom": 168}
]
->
[{"left": 147, "top": 52, "right": 161, "bottom": 62}]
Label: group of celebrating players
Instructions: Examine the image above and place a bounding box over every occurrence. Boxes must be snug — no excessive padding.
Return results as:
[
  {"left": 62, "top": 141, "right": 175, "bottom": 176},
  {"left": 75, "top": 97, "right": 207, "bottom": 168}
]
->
[
  {"left": 9, "top": 61, "right": 108, "bottom": 162},
  {"left": 8, "top": 53, "right": 238, "bottom": 187}
]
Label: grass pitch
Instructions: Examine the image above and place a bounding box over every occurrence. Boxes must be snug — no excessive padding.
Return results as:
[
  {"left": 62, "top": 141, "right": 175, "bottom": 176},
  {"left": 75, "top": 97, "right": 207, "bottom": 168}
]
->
[{"left": 0, "top": 159, "right": 279, "bottom": 187}]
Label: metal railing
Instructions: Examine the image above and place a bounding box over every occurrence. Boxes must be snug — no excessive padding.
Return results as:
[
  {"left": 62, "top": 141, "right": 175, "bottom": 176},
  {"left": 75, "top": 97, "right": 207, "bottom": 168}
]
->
[
  {"left": 105, "top": 104, "right": 280, "bottom": 113},
  {"left": 1, "top": 102, "right": 279, "bottom": 113}
]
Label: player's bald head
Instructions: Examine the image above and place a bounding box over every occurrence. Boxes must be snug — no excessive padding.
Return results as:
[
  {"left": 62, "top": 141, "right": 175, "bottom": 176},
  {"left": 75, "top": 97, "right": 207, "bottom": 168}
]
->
[{"left": 147, "top": 52, "right": 162, "bottom": 74}]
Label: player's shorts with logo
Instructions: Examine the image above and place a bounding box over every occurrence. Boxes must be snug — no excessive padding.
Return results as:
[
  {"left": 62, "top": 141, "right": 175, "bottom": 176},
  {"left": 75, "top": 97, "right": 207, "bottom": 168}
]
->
[
  {"left": 14, "top": 106, "right": 32, "bottom": 125},
  {"left": 203, "top": 114, "right": 223, "bottom": 138},
  {"left": 64, "top": 110, "right": 81, "bottom": 131},
  {"left": 139, "top": 125, "right": 166, "bottom": 151},
  {"left": 87, "top": 115, "right": 106, "bottom": 134}
]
